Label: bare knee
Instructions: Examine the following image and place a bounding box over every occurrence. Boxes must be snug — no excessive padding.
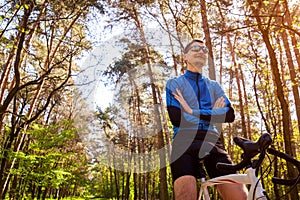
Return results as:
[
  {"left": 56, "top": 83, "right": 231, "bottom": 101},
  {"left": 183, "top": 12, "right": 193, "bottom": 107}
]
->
[
  {"left": 217, "top": 183, "right": 248, "bottom": 200},
  {"left": 174, "top": 175, "right": 197, "bottom": 200}
]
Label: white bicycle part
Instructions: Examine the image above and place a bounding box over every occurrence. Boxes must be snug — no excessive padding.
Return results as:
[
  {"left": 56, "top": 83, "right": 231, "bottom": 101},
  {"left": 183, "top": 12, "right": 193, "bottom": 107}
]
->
[{"left": 198, "top": 168, "right": 268, "bottom": 200}]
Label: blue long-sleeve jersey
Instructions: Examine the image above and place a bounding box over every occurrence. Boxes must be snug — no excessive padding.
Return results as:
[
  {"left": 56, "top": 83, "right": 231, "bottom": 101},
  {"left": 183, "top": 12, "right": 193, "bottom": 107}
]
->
[{"left": 166, "top": 70, "right": 235, "bottom": 138}]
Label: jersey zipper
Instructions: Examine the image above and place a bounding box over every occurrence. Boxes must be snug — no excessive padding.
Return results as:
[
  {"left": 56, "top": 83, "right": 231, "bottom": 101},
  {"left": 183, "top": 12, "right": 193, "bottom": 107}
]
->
[{"left": 196, "top": 73, "right": 201, "bottom": 109}]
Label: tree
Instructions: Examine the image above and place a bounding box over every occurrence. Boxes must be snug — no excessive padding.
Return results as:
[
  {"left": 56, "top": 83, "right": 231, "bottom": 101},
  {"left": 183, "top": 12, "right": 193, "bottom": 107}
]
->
[
  {"left": 0, "top": 0, "right": 104, "bottom": 198},
  {"left": 101, "top": 37, "right": 171, "bottom": 199},
  {"left": 246, "top": 0, "right": 299, "bottom": 198}
]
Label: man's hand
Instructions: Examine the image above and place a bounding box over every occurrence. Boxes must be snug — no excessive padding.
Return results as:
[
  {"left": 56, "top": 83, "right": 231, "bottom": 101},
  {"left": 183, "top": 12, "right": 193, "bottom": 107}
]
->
[
  {"left": 173, "top": 88, "right": 193, "bottom": 114},
  {"left": 213, "top": 97, "right": 225, "bottom": 109},
  {"left": 173, "top": 88, "right": 225, "bottom": 114}
]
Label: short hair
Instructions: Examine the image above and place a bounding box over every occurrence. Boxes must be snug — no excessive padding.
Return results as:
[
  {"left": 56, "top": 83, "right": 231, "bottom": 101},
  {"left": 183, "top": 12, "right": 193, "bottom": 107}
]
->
[{"left": 183, "top": 39, "right": 205, "bottom": 54}]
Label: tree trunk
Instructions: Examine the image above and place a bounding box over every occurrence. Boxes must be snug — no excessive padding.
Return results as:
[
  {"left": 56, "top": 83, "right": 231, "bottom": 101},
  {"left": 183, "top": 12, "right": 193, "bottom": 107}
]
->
[
  {"left": 130, "top": 4, "right": 169, "bottom": 200},
  {"left": 280, "top": 12, "right": 300, "bottom": 136},
  {"left": 215, "top": 1, "right": 248, "bottom": 138},
  {"left": 0, "top": 2, "right": 32, "bottom": 195},
  {"left": 247, "top": 1, "right": 299, "bottom": 198},
  {"left": 199, "top": 0, "right": 216, "bottom": 80},
  {"left": 159, "top": 2, "right": 179, "bottom": 76}
]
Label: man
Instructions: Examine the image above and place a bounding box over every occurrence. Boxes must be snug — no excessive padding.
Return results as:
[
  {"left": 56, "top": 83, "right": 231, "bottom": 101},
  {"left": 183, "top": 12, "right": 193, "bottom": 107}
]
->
[{"left": 166, "top": 39, "right": 247, "bottom": 200}]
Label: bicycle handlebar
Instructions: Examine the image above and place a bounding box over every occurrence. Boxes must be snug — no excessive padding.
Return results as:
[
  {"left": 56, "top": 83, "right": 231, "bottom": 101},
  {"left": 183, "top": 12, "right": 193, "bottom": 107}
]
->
[
  {"left": 216, "top": 133, "right": 272, "bottom": 172},
  {"left": 267, "top": 148, "right": 300, "bottom": 185}
]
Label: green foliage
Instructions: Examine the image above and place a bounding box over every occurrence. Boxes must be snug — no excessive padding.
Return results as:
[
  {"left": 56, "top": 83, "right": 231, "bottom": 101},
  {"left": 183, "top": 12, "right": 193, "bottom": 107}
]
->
[
  {"left": 6, "top": 121, "right": 90, "bottom": 199},
  {"left": 102, "top": 38, "right": 167, "bottom": 84}
]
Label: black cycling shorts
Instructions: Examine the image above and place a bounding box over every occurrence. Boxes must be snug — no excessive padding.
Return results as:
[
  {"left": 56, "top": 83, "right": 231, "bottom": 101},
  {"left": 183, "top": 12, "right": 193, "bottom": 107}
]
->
[{"left": 170, "top": 130, "right": 236, "bottom": 182}]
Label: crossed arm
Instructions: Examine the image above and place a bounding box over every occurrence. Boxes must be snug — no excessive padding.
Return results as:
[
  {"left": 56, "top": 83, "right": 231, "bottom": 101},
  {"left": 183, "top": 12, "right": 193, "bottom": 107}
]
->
[
  {"left": 173, "top": 88, "right": 226, "bottom": 115},
  {"left": 168, "top": 88, "right": 235, "bottom": 126}
]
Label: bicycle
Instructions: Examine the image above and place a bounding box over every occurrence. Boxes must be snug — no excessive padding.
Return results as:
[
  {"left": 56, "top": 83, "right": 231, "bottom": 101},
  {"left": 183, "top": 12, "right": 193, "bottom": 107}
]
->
[
  {"left": 267, "top": 147, "right": 300, "bottom": 186},
  {"left": 198, "top": 133, "right": 300, "bottom": 200}
]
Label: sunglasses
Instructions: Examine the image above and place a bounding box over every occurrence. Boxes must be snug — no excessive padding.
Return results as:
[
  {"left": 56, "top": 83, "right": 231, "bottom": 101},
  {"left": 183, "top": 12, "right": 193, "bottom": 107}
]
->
[{"left": 188, "top": 45, "right": 209, "bottom": 53}]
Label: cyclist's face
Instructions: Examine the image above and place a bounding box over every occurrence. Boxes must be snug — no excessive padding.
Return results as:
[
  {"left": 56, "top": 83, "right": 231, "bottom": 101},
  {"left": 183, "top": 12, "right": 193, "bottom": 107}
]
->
[{"left": 184, "top": 42, "right": 208, "bottom": 72}]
